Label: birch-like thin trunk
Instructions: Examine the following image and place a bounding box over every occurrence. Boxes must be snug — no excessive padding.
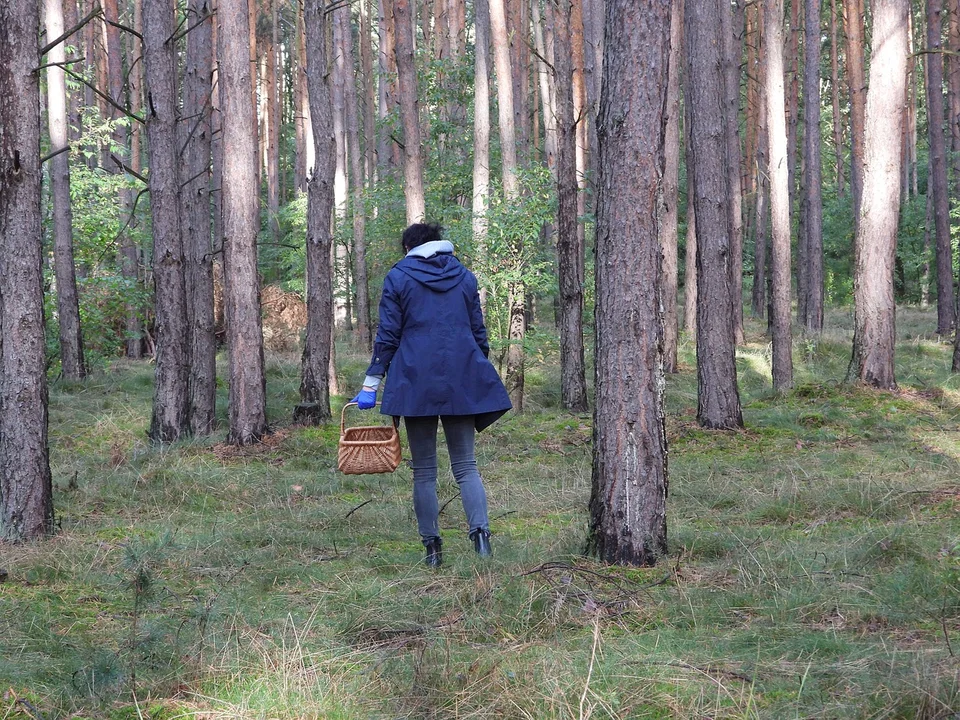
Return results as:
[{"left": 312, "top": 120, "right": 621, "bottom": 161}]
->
[
  {"left": 45, "top": 0, "right": 86, "bottom": 379},
  {"left": 830, "top": 0, "right": 844, "bottom": 194},
  {"left": 0, "top": 1, "right": 54, "bottom": 541},
  {"left": 144, "top": 0, "right": 190, "bottom": 442},
  {"left": 473, "top": 0, "right": 491, "bottom": 251}
]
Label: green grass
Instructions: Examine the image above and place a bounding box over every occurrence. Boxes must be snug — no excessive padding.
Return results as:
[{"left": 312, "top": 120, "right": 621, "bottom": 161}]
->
[{"left": 2, "top": 309, "right": 959, "bottom": 719}]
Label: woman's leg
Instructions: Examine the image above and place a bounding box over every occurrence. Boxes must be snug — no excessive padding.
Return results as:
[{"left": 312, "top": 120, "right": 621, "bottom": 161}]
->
[
  {"left": 404, "top": 415, "right": 441, "bottom": 542},
  {"left": 440, "top": 415, "right": 489, "bottom": 533}
]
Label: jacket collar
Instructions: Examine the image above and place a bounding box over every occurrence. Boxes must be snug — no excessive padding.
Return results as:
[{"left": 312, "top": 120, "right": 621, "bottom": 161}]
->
[{"left": 406, "top": 240, "right": 454, "bottom": 258}]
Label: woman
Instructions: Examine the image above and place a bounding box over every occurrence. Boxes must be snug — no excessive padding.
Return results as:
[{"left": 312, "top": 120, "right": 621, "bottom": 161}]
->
[{"left": 352, "top": 223, "right": 512, "bottom": 568}]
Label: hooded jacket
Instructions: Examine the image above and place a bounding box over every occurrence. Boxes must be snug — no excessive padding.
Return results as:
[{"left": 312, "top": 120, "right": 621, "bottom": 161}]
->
[{"left": 365, "top": 241, "right": 512, "bottom": 430}]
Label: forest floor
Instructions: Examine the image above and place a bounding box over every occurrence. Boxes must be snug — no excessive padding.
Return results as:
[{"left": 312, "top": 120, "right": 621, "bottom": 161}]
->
[{"left": 1, "top": 307, "right": 959, "bottom": 719}]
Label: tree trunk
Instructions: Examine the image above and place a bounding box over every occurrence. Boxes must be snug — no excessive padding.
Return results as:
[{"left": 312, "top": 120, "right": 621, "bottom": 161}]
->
[
  {"left": 786, "top": 0, "right": 800, "bottom": 221},
  {"left": 45, "top": 0, "right": 86, "bottom": 380},
  {"left": 219, "top": 0, "right": 268, "bottom": 444},
  {"left": 848, "top": 0, "right": 908, "bottom": 389},
  {"left": 947, "top": 0, "right": 960, "bottom": 200},
  {"left": 0, "top": 0, "right": 54, "bottom": 541},
  {"left": 661, "top": 0, "right": 682, "bottom": 374},
  {"left": 490, "top": 0, "right": 525, "bottom": 409},
  {"left": 686, "top": 0, "right": 745, "bottom": 427},
  {"left": 378, "top": 0, "right": 400, "bottom": 174},
  {"left": 265, "top": 0, "right": 281, "bottom": 243},
  {"left": 144, "top": 0, "right": 190, "bottom": 443},
  {"left": 587, "top": 0, "right": 670, "bottom": 566},
  {"left": 361, "top": 0, "right": 377, "bottom": 180},
  {"left": 802, "top": 0, "right": 824, "bottom": 334},
  {"left": 532, "top": 0, "right": 557, "bottom": 172},
  {"left": 844, "top": 0, "right": 866, "bottom": 220},
  {"left": 682, "top": 86, "right": 697, "bottom": 335},
  {"left": 507, "top": 0, "right": 530, "bottom": 161},
  {"left": 765, "top": 0, "right": 794, "bottom": 392},
  {"left": 830, "top": 0, "right": 844, "bottom": 194},
  {"left": 752, "top": 67, "right": 770, "bottom": 319},
  {"left": 182, "top": 0, "right": 217, "bottom": 437},
  {"left": 722, "top": 0, "right": 745, "bottom": 345},
  {"left": 63, "top": 0, "right": 83, "bottom": 147},
  {"left": 295, "top": 5, "right": 309, "bottom": 191},
  {"left": 299, "top": 0, "right": 336, "bottom": 423},
  {"left": 926, "top": 0, "right": 955, "bottom": 334},
  {"left": 473, "top": 0, "right": 491, "bottom": 254},
  {"left": 394, "top": 0, "right": 426, "bottom": 222},
  {"left": 554, "top": 0, "right": 588, "bottom": 411},
  {"left": 339, "top": 6, "right": 372, "bottom": 348}
]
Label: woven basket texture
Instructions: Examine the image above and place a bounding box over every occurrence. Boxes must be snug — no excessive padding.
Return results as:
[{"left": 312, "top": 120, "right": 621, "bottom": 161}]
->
[{"left": 338, "top": 404, "right": 402, "bottom": 475}]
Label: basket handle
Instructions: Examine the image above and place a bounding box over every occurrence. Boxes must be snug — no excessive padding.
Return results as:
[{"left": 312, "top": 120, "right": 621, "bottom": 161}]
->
[{"left": 340, "top": 402, "right": 399, "bottom": 435}]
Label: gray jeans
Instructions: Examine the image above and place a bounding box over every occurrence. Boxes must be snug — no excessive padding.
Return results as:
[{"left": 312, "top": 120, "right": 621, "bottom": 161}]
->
[{"left": 404, "top": 415, "right": 489, "bottom": 543}]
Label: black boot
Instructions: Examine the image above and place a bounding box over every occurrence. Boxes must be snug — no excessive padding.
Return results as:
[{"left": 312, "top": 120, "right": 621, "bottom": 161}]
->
[
  {"left": 424, "top": 537, "right": 443, "bottom": 568},
  {"left": 469, "top": 528, "right": 492, "bottom": 558}
]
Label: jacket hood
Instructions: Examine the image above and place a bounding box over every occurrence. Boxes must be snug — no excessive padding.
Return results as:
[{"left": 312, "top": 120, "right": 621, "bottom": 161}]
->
[{"left": 395, "top": 243, "right": 466, "bottom": 292}]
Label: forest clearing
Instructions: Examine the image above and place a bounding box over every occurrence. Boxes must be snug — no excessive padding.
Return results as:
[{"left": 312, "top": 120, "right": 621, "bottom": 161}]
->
[{"left": 1, "top": 310, "right": 958, "bottom": 718}]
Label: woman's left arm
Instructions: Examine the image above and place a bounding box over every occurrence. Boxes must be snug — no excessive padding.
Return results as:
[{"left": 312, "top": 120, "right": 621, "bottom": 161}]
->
[{"left": 366, "top": 273, "right": 403, "bottom": 377}]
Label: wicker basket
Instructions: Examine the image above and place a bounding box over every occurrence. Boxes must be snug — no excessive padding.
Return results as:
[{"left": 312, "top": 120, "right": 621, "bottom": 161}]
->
[{"left": 337, "top": 402, "right": 402, "bottom": 475}]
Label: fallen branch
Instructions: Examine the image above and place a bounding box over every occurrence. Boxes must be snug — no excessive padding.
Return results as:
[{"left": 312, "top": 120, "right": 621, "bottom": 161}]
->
[{"left": 344, "top": 499, "right": 374, "bottom": 519}]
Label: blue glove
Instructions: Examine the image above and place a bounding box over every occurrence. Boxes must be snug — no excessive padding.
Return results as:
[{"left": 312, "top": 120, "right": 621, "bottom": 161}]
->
[{"left": 351, "top": 388, "right": 377, "bottom": 409}]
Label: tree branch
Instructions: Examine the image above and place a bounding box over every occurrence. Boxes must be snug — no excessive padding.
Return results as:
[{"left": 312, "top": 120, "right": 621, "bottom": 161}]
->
[
  {"left": 171, "top": 10, "right": 215, "bottom": 45},
  {"left": 104, "top": 18, "right": 143, "bottom": 41},
  {"left": 57, "top": 63, "right": 145, "bottom": 125},
  {"left": 40, "top": 2, "right": 102, "bottom": 56},
  {"left": 111, "top": 153, "right": 149, "bottom": 185},
  {"left": 40, "top": 145, "right": 71, "bottom": 165}
]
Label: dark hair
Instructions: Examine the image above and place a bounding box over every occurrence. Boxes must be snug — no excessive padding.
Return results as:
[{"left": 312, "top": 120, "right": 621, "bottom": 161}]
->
[{"left": 402, "top": 223, "right": 443, "bottom": 252}]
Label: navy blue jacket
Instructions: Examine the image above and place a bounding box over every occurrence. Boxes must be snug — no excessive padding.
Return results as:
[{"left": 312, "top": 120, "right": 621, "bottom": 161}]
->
[{"left": 366, "top": 247, "right": 512, "bottom": 431}]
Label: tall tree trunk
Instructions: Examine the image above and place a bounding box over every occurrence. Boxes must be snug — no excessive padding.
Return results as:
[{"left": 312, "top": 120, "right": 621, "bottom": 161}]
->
[
  {"left": 844, "top": 0, "right": 866, "bottom": 220},
  {"left": 786, "top": 0, "right": 800, "bottom": 219},
  {"left": 219, "top": 0, "right": 268, "bottom": 444},
  {"left": 473, "top": 0, "right": 491, "bottom": 255},
  {"left": 45, "top": 0, "right": 86, "bottom": 380},
  {"left": 803, "top": 0, "right": 824, "bottom": 334},
  {"left": 295, "top": 5, "right": 309, "bottom": 191},
  {"left": 752, "top": 59, "right": 769, "bottom": 319},
  {"left": 299, "top": 0, "right": 336, "bottom": 422},
  {"left": 947, "top": 0, "right": 960, "bottom": 199},
  {"left": 144, "top": 0, "right": 190, "bottom": 443},
  {"left": 848, "top": 0, "right": 908, "bottom": 389},
  {"left": 182, "top": 0, "right": 217, "bottom": 436},
  {"left": 532, "top": 0, "right": 557, "bottom": 172},
  {"left": 765, "top": 0, "right": 794, "bottom": 392},
  {"left": 339, "top": 6, "right": 372, "bottom": 347},
  {"left": 507, "top": 0, "right": 530, "bottom": 161},
  {"left": 361, "top": 0, "right": 377, "bottom": 179},
  {"left": 63, "top": 0, "right": 83, "bottom": 147},
  {"left": 682, "top": 78, "right": 698, "bottom": 335},
  {"left": 661, "top": 0, "right": 682, "bottom": 374},
  {"left": 554, "top": 0, "right": 588, "bottom": 411},
  {"left": 587, "top": 0, "right": 670, "bottom": 567},
  {"left": 927, "top": 0, "right": 955, "bottom": 334},
  {"left": 722, "top": 0, "right": 745, "bottom": 345},
  {"left": 394, "top": 0, "right": 426, "bottom": 222},
  {"left": 265, "top": 0, "right": 281, "bottom": 243},
  {"left": 686, "top": 0, "right": 745, "bottom": 427},
  {"left": 830, "top": 0, "right": 844, "bottom": 194},
  {"left": 378, "top": 0, "right": 400, "bottom": 174},
  {"left": 490, "top": 0, "right": 525, "bottom": 409},
  {"left": 0, "top": 0, "right": 54, "bottom": 541}
]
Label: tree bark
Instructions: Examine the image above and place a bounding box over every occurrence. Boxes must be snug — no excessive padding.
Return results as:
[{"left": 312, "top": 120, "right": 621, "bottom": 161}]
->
[
  {"left": 339, "top": 6, "right": 372, "bottom": 348},
  {"left": 682, "top": 80, "right": 697, "bottom": 335},
  {"left": 830, "top": 0, "right": 844, "bottom": 194},
  {"left": 63, "top": 0, "right": 82, "bottom": 147},
  {"left": 144, "top": 0, "right": 190, "bottom": 443},
  {"left": 844, "top": 0, "right": 866, "bottom": 220},
  {"left": 661, "top": 0, "right": 682, "bottom": 373},
  {"left": 490, "top": 0, "right": 524, "bottom": 409},
  {"left": 361, "top": 0, "right": 377, "bottom": 180},
  {"left": 802, "top": 0, "right": 823, "bottom": 334},
  {"left": 182, "top": 0, "right": 217, "bottom": 437},
  {"left": 722, "top": 0, "right": 745, "bottom": 345},
  {"left": 587, "top": 0, "right": 670, "bottom": 566},
  {"left": 473, "top": 0, "right": 491, "bottom": 254},
  {"left": 765, "top": 0, "right": 794, "bottom": 392},
  {"left": 926, "top": 0, "right": 955, "bottom": 334},
  {"left": 532, "top": 0, "right": 557, "bottom": 173},
  {"left": 0, "top": 0, "right": 54, "bottom": 541},
  {"left": 265, "top": 0, "right": 281, "bottom": 243},
  {"left": 848, "top": 0, "right": 908, "bottom": 389},
  {"left": 45, "top": 0, "right": 86, "bottom": 380},
  {"left": 393, "top": 0, "right": 426, "bottom": 222},
  {"left": 752, "top": 64, "right": 769, "bottom": 319},
  {"left": 554, "top": 0, "right": 588, "bottom": 411},
  {"left": 219, "top": 0, "right": 268, "bottom": 444},
  {"left": 300, "top": 0, "right": 336, "bottom": 422},
  {"left": 686, "top": 0, "right": 745, "bottom": 427}
]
